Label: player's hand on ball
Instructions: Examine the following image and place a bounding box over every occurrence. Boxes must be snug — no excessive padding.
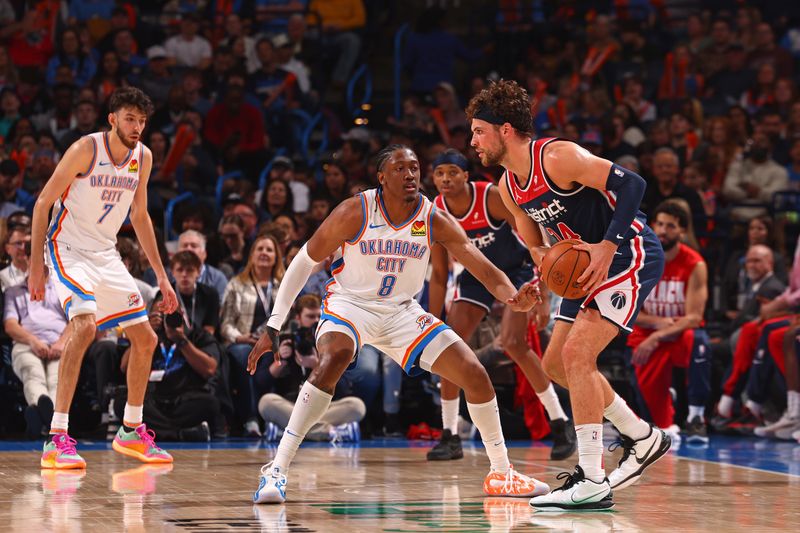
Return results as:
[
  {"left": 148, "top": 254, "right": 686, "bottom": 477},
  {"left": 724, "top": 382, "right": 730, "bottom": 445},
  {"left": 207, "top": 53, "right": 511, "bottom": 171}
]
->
[
  {"left": 247, "top": 327, "right": 278, "bottom": 375},
  {"left": 573, "top": 240, "right": 617, "bottom": 294},
  {"left": 157, "top": 278, "right": 179, "bottom": 313}
]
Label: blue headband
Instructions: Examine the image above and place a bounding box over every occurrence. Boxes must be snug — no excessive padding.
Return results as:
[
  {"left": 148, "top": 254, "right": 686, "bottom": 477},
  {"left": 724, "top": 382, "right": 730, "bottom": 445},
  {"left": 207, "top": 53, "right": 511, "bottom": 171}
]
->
[{"left": 433, "top": 152, "right": 469, "bottom": 171}]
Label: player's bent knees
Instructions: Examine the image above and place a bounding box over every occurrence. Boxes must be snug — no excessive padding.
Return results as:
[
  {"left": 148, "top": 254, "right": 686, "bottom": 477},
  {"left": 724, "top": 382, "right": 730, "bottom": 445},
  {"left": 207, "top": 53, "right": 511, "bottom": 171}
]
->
[
  {"left": 456, "top": 357, "right": 493, "bottom": 396},
  {"left": 561, "top": 342, "right": 597, "bottom": 375},
  {"left": 310, "top": 348, "right": 353, "bottom": 392},
  {"left": 500, "top": 332, "right": 529, "bottom": 358},
  {"left": 71, "top": 314, "right": 97, "bottom": 341},
  {"left": 542, "top": 350, "right": 565, "bottom": 382}
]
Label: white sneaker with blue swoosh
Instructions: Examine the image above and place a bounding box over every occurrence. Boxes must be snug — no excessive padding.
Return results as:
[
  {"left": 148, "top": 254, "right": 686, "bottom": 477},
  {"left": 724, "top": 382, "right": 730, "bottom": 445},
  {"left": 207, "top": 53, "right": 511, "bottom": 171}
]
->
[
  {"left": 529, "top": 466, "right": 613, "bottom": 511},
  {"left": 253, "top": 461, "right": 287, "bottom": 504},
  {"left": 607, "top": 426, "right": 671, "bottom": 490}
]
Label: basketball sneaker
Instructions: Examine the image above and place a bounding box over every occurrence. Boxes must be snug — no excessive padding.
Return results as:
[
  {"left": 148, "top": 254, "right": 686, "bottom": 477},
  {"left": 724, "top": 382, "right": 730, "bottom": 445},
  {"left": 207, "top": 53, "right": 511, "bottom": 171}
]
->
[
  {"left": 483, "top": 464, "right": 550, "bottom": 497},
  {"left": 254, "top": 461, "right": 287, "bottom": 504},
  {"left": 773, "top": 418, "right": 800, "bottom": 441},
  {"left": 426, "top": 429, "right": 463, "bottom": 461},
  {"left": 112, "top": 424, "right": 173, "bottom": 463},
  {"left": 41, "top": 433, "right": 86, "bottom": 469},
  {"left": 607, "top": 426, "right": 671, "bottom": 490},
  {"left": 549, "top": 418, "right": 577, "bottom": 460},
  {"left": 529, "top": 466, "right": 613, "bottom": 512},
  {"left": 329, "top": 422, "right": 360, "bottom": 443},
  {"left": 683, "top": 416, "right": 709, "bottom": 444},
  {"left": 754, "top": 412, "right": 798, "bottom": 438}
]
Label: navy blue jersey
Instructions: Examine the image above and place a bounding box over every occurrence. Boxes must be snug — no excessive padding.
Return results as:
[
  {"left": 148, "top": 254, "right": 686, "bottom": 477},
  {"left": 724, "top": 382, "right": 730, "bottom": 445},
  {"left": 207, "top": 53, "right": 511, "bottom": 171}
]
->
[
  {"left": 506, "top": 137, "right": 648, "bottom": 245},
  {"left": 435, "top": 181, "right": 529, "bottom": 271}
]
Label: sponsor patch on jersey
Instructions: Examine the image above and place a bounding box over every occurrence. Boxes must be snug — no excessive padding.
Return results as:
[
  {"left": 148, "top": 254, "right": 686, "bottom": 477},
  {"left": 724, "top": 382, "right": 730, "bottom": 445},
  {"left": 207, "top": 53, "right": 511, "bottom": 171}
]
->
[
  {"left": 410, "top": 220, "right": 426, "bottom": 237},
  {"left": 127, "top": 293, "right": 141, "bottom": 308},
  {"left": 128, "top": 159, "right": 138, "bottom": 173},
  {"left": 416, "top": 314, "right": 434, "bottom": 330}
]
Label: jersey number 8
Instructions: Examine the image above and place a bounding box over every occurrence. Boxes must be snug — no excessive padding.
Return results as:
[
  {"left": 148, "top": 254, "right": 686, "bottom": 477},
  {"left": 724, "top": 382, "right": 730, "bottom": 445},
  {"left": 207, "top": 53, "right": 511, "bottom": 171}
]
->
[{"left": 377, "top": 274, "right": 397, "bottom": 297}]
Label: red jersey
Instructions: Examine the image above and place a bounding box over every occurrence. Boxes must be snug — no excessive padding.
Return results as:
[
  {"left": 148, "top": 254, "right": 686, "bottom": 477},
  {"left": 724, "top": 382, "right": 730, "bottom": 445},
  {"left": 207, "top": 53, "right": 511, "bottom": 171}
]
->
[{"left": 640, "top": 243, "right": 702, "bottom": 318}]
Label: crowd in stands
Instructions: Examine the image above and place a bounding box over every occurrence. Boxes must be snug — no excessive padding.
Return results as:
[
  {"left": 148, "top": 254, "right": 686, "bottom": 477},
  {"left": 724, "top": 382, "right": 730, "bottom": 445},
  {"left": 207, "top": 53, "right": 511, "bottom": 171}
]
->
[{"left": 1, "top": 0, "right": 799, "bottom": 446}]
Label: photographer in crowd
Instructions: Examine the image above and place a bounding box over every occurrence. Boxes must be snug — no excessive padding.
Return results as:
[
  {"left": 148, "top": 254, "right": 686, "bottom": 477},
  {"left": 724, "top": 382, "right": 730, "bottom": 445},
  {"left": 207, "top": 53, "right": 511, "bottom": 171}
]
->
[
  {"left": 114, "top": 291, "right": 222, "bottom": 442},
  {"left": 221, "top": 233, "right": 284, "bottom": 437},
  {"left": 258, "top": 295, "right": 365, "bottom": 441}
]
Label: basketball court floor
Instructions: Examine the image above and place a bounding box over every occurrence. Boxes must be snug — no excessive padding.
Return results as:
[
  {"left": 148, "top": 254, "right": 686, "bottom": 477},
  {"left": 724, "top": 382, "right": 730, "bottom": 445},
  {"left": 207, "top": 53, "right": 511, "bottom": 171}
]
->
[{"left": 1, "top": 435, "right": 797, "bottom": 532}]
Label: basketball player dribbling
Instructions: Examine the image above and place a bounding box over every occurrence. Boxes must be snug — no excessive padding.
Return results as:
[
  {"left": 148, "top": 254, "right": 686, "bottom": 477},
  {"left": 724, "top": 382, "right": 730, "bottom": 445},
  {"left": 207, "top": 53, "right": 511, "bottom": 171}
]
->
[
  {"left": 247, "top": 145, "right": 550, "bottom": 504},
  {"left": 467, "top": 80, "right": 668, "bottom": 511},
  {"left": 427, "top": 149, "right": 576, "bottom": 462},
  {"left": 29, "top": 87, "right": 178, "bottom": 469}
]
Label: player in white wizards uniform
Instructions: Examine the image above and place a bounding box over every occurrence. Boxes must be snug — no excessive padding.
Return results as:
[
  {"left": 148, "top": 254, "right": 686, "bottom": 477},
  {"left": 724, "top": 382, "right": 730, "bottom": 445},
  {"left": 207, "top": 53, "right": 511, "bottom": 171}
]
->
[
  {"left": 247, "top": 145, "right": 550, "bottom": 504},
  {"left": 30, "top": 88, "right": 178, "bottom": 469}
]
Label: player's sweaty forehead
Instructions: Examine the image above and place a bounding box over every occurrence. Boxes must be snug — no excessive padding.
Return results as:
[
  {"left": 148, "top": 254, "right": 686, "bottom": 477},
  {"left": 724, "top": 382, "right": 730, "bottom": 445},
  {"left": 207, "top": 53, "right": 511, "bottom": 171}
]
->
[{"left": 384, "top": 149, "right": 419, "bottom": 169}]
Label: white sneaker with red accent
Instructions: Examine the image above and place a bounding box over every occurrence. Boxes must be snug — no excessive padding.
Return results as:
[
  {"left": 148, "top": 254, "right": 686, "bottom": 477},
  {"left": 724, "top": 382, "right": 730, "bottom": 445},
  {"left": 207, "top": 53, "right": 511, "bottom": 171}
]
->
[{"left": 482, "top": 464, "right": 549, "bottom": 497}]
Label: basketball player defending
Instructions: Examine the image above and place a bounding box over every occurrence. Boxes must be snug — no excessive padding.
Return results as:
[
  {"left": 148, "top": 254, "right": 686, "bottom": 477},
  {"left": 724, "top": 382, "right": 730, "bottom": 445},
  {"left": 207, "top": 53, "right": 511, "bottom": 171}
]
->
[
  {"left": 248, "top": 145, "right": 550, "bottom": 504},
  {"left": 427, "top": 149, "right": 576, "bottom": 461},
  {"left": 29, "top": 87, "right": 177, "bottom": 468},
  {"left": 468, "top": 80, "right": 669, "bottom": 511}
]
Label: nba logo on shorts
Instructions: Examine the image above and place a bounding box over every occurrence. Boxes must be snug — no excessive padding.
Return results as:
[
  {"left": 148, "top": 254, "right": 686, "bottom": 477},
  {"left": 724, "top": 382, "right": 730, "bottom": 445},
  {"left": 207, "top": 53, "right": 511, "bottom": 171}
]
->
[
  {"left": 410, "top": 221, "right": 426, "bottom": 237},
  {"left": 127, "top": 293, "right": 141, "bottom": 308},
  {"left": 610, "top": 291, "right": 627, "bottom": 310},
  {"left": 416, "top": 314, "right": 433, "bottom": 330}
]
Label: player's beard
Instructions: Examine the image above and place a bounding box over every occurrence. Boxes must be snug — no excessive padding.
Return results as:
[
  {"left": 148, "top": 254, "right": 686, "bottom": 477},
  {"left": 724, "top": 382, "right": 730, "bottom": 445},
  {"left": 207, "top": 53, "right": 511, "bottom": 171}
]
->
[
  {"left": 660, "top": 236, "right": 679, "bottom": 251},
  {"left": 482, "top": 137, "right": 507, "bottom": 167},
  {"left": 115, "top": 127, "right": 138, "bottom": 150}
]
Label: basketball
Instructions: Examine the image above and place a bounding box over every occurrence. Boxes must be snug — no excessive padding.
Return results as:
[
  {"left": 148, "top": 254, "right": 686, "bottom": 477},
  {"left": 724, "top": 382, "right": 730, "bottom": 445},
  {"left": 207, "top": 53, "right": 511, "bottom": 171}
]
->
[{"left": 540, "top": 239, "right": 591, "bottom": 299}]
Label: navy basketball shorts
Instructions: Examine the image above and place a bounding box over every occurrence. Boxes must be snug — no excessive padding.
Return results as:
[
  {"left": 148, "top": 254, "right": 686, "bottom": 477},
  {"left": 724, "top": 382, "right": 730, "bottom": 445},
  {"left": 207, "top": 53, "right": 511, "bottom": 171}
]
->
[
  {"left": 453, "top": 263, "right": 534, "bottom": 314},
  {"left": 556, "top": 233, "right": 665, "bottom": 332}
]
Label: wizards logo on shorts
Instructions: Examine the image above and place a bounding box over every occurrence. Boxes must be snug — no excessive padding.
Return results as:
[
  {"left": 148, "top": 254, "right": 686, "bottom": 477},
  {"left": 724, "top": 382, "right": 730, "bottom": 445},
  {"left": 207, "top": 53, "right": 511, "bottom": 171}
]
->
[
  {"left": 416, "top": 314, "right": 434, "bottom": 330},
  {"left": 411, "top": 220, "right": 427, "bottom": 237},
  {"left": 128, "top": 159, "right": 138, "bottom": 173},
  {"left": 127, "top": 293, "right": 141, "bottom": 308}
]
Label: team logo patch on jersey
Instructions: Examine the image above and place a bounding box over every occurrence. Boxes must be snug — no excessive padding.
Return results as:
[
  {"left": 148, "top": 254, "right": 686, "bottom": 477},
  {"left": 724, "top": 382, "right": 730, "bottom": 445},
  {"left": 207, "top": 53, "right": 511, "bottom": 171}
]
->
[
  {"left": 127, "top": 293, "right": 141, "bottom": 308},
  {"left": 411, "top": 220, "right": 427, "bottom": 237},
  {"left": 416, "top": 314, "right": 434, "bottom": 330},
  {"left": 128, "top": 159, "right": 138, "bottom": 173},
  {"left": 610, "top": 291, "right": 627, "bottom": 310}
]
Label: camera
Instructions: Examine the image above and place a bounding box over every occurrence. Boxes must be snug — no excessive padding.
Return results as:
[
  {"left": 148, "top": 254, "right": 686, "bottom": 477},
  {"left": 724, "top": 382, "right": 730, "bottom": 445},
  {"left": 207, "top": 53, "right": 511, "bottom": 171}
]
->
[
  {"left": 165, "top": 311, "right": 185, "bottom": 329},
  {"left": 294, "top": 327, "right": 315, "bottom": 357}
]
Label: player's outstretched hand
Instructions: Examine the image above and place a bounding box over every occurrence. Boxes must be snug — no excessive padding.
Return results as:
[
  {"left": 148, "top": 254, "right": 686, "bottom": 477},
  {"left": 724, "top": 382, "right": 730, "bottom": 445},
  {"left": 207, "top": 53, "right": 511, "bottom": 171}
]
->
[
  {"left": 573, "top": 240, "right": 617, "bottom": 294},
  {"left": 157, "top": 278, "right": 179, "bottom": 314},
  {"left": 247, "top": 327, "right": 279, "bottom": 375},
  {"left": 508, "top": 282, "right": 539, "bottom": 312},
  {"left": 28, "top": 262, "right": 47, "bottom": 302}
]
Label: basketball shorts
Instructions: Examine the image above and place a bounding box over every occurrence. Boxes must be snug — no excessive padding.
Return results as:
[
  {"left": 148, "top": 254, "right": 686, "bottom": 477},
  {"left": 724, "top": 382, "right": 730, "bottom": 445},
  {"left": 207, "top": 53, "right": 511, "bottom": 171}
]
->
[
  {"left": 556, "top": 232, "right": 665, "bottom": 333},
  {"left": 45, "top": 239, "right": 148, "bottom": 330},
  {"left": 454, "top": 262, "right": 534, "bottom": 313},
  {"left": 318, "top": 293, "right": 460, "bottom": 376}
]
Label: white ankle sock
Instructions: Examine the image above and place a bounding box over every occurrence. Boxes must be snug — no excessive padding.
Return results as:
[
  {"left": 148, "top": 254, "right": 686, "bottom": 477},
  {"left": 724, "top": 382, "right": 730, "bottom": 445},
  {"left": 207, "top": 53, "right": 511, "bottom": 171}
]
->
[
  {"left": 50, "top": 412, "right": 69, "bottom": 433},
  {"left": 467, "top": 397, "right": 510, "bottom": 473},
  {"left": 273, "top": 382, "right": 332, "bottom": 473},
  {"left": 441, "top": 398, "right": 459, "bottom": 435},
  {"left": 788, "top": 390, "right": 800, "bottom": 418},
  {"left": 536, "top": 383, "right": 567, "bottom": 421},
  {"left": 603, "top": 393, "right": 650, "bottom": 440},
  {"left": 576, "top": 423, "right": 605, "bottom": 482},
  {"left": 745, "top": 399, "right": 762, "bottom": 418},
  {"left": 718, "top": 394, "right": 734, "bottom": 418},
  {"left": 123, "top": 403, "right": 143, "bottom": 428},
  {"left": 687, "top": 405, "right": 705, "bottom": 422}
]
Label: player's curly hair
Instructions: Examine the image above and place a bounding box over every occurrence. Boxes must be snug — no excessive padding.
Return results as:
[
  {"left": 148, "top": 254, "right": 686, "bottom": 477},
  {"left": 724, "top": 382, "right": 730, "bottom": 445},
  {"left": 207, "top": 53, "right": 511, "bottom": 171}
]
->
[
  {"left": 465, "top": 79, "right": 533, "bottom": 135},
  {"left": 109, "top": 87, "right": 154, "bottom": 116}
]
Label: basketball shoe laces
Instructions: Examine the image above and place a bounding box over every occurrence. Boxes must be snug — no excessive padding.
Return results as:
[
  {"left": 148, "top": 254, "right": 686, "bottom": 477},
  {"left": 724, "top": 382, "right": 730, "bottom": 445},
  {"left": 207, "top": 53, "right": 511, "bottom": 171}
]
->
[
  {"left": 54, "top": 433, "right": 79, "bottom": 455},
  {"left": 608, "top": 435, "right": 637, "bottom": 468},
  {"left": 553, "top": 465, "right": 587, "bottom": 492},
  {"left": 260, "top": 462, "right": 287, "bottom": 484},
  {"left": 136, "top": 425, "right": 163, "bottom": 452},
  {"left": 501, "top": 466, "right": 531, "bottom": 494}
]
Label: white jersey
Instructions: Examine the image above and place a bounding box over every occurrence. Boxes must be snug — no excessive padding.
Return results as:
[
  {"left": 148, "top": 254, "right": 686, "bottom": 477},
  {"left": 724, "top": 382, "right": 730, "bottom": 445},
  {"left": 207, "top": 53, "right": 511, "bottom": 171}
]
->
[
  {"left": 327, "top": 188, "right": 435, "bottom": 305},
  {"left": 48, "top": 131, "right": 143, "bottom": 251}
]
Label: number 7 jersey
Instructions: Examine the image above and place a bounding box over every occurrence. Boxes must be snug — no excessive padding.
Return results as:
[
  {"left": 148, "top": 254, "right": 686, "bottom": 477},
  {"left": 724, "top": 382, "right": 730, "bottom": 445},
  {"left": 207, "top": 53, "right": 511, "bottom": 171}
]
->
[
  {"left": 48, "top": 131, "right": 143, "bottom": 252},
  {"left": 327, "top": 188, "right": 435, "bottom": 304}
]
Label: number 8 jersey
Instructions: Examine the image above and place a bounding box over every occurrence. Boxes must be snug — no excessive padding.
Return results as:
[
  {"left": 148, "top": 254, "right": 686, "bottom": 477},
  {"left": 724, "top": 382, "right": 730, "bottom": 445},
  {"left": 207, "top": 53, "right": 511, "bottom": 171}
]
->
[
  {"left": 326, "top": 188, "right": 435, "bottom": 304},
  {"left": 48, "top": 132, "right": 143, "bottom": 252}
]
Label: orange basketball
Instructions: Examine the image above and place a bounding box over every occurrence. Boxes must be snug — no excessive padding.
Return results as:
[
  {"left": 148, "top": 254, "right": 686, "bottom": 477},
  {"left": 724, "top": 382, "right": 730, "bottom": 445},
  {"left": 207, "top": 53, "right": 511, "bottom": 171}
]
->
[{"left": 540, "top": 239, "right": 591, "bottom": 299}]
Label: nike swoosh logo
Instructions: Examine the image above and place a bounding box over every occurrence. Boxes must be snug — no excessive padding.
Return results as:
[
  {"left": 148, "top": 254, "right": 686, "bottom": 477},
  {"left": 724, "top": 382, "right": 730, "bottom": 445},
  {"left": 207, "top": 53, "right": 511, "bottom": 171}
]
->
[
  {"left": 694, "top": 358, "right": 707, "bottom": 363},
  {"left": 635, "top": 436, "right": 658, "bottom": 465},
  {"left": 570, "top": 486, "right": 609, "bottom": 504},
  {"left": 98, "top": 161, "right": 111, "bottom": 166},
  {"left": 616, "top": 234, "right": 624, "bottom": 240},
  {"left": 369, "top": 223, "right": 385, "bottom": 229}
]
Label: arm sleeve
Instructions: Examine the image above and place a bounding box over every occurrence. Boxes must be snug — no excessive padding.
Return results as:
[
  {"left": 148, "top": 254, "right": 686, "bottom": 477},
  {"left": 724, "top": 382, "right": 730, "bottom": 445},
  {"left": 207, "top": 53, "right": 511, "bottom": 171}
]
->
[
  {"left": 602, "top": 163, "right": 647, "bottom": 246},
  {"left": 267, "top": 244, "right": 319, "bottom": 330}
]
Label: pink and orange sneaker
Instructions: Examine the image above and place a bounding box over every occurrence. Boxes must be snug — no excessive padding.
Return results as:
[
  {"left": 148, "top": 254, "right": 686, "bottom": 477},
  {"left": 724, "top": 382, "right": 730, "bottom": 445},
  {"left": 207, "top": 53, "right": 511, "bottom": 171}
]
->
[
  {"left": 41, "top": 433, "right": 87, "bottom": 469},
  {"left": 483, "top": 464, "right": 550, "bottom": 497},
  {"left": 112, "top": 424, "right": 173, "bottom": 464}
]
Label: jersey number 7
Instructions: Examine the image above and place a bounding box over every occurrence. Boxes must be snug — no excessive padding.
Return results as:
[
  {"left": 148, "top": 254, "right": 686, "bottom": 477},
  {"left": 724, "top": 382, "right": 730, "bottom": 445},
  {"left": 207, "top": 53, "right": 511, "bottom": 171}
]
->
[{"left": 98, "top": 203, "right": 115, "bottom": 223}]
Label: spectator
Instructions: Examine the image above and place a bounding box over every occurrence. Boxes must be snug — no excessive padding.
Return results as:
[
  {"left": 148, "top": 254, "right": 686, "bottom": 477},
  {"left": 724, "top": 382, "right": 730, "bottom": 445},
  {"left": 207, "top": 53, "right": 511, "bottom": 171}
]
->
[
  {"left": 682, "top": 162, "right": 716, "bottom": 218},
  {"left": 1, "top": 1, "right": 61, "bottom": 69},
  {"left": 177, "top": 230, "right": 228, "bottom": 304},
  {"left": 641, "top": 147, "right": 705, "bottom": 219},
  {"left": 0, "top": 160, "right": 34, "bottom": 218},
  {"left": 112, "top": 28, "right": 147, "bottom": 81},
  {"left": 164, "top": 13, "right": 212, "bottom": 70},
  {"left": 668, "top": 111, "right": 699, "bottom": 165},
  {"left": 0, "top": 44, "right": 19, "bottom": 90},
  {"left": 68, "top": 0, "right": 115, "bottom": 22},
  {"left": 171, "top": 251, "right": 220, "bottom": 336},
  {"left": 748, "top": 22, "right": 794, "bottom": 78},
  {"left": 692, "top": 116, "right": 739, "bottom": 195},
  {"left": 319, "top": 160, "right": 350, "bottom": 207},
  {"left": 138, "top": 46, "right": 175, "bottom": 107},
  {"left": 4, "top": 270, "right": 67, "bottom": 437},
  {"left": 272, "top": 32, "right": 311, "bottom": 97},
  {"left": 336, "top": 137, "right": 368, "bottom": 184},
  {"left": 786, "top": 137, "right": 800, "bottom": 189},
  {"left": 115, "top": 293, "right": 220, "bottom": 441},
  {"left": 722, "top": 131, "right": 789, "bottom": 221},
  {"left": 45, "top": 27, "right": 96, "bottom": 87},
  {"left": 306, "top": 0, "right": 365, "bottom": 87},
  {"left": 284, "top": 240, "right": 329, "bottom": 298},
  {"left": 58, "top": 99, "right": 98, "bottom": 151},
  {"left": 221, "top": 233, "right": 284, "bottom": 437},
  {"left": 0, "top": 87, "right": 22, "bottom": 140},
  {"left": 218, "top": 213, "right": 249, "bottom": 276},
  {"left": 258, "top": 294, "right": 366, "bottom": 441},
  {"left": 0, "top": 225, "right": 31, "bottom": 291},
  {"left": 92, "top": 50, "right": 127, "bottom": 106},
  {"left": 224, "top": 13, "right": 260, "bottom": 73},
  {"left": 756, "top": 106, "right": 790, "bottom": 165},
  {"left": 741, "top": 63, "right": 777, "bottom": 115},
  {"left": 259, "top": 179, "right": 294, "bottom": 223},
  {"left": 622, "top": 75, "right": 657, "bottom": 124},
  {"left": 600, "top": 115, "right": 636, "bottom": 161},
  {"left": 706, "top": 44, "right": 755, "bottom": 115},
  {"left": 729, "top": 244, "right": 787, "bottom": 331},
  {"left": 268, "top": 156, "right": 309, "bottom": 213},
  {"left": 698, "top": 18, "right": 735, "bottom": 79},
  {"left": 117, "top": 237, "right": 158, "bottom": 307}
]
